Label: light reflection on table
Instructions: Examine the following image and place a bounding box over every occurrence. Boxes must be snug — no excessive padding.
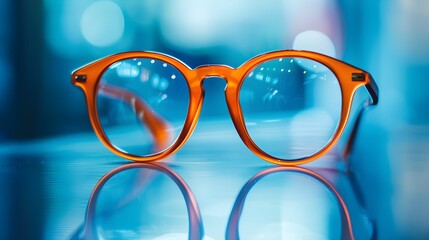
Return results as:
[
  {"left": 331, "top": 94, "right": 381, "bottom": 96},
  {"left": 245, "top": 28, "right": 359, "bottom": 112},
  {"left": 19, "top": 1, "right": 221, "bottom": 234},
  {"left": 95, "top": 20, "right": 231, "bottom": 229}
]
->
[{"left": 0, "top": 120, "right": 375, "bottom": 240}]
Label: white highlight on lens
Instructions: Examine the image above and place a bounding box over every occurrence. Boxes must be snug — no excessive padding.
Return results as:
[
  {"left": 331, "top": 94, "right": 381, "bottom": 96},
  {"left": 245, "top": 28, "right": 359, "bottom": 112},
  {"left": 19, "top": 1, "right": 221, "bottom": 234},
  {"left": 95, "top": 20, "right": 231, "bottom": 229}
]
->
[
  {"left": 171, "top": 74, "right": 176, "bottom": 80},
  {"left": 109, "top": 62, "right": 122, "bottom": 69},
  {"left": 293, "top": 30, "right": 336, "bottom": 58},
  {"left": 295, "top": 58, "right": 329, "bottom": 73},
  {"left": 80, "top": 1, "right": 124, "bottom": 47},
  {"left": 161, "top": 94, "right": 168, "bottom": 101},
  {"left": 116, "top": 62, "right": 139, "bottom": 78}
]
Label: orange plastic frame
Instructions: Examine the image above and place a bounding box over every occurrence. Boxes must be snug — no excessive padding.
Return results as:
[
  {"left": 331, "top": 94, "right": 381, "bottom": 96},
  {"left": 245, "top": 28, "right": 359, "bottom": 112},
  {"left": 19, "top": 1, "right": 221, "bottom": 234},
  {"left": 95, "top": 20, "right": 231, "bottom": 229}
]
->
[{"left": 72, "top": 50, "right": 379, "bottom": 166}]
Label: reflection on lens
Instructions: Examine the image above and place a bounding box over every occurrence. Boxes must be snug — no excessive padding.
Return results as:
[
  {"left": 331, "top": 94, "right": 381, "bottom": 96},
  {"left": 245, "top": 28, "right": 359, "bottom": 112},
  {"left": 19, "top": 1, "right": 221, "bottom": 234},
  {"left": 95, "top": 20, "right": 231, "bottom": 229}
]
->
[
  {"left": 239, "top": 57, "right": 341, "bottom": 160},
  {"left": 97, "top": 58, "right": 189, "bottom": 156}
]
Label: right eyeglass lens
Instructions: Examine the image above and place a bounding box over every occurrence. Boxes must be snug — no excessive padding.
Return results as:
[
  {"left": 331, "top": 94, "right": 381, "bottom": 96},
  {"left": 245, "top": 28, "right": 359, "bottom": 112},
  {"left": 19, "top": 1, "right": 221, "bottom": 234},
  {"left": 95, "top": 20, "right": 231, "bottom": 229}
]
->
[
  {"left": 96, "top": 58, "right": 190, "bottom": 157},
  {"left": 239, "top": 57, "right": 342, "bottom": 160}
]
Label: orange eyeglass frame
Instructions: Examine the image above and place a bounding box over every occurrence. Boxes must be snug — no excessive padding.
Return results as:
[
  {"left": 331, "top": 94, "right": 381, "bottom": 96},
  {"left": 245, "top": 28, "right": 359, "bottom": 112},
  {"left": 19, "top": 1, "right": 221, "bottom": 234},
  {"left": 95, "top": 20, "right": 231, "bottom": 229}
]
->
[{"left": 72, "top": 50, "right": 379, "bottom": 166}]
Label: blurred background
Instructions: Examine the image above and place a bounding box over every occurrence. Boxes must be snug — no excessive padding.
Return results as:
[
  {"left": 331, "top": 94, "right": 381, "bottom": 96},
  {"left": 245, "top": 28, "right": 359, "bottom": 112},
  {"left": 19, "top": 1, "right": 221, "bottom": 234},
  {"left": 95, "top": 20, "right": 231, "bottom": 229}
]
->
[{"left": 1, "top": 0, "right": 429, "bottom": 239}]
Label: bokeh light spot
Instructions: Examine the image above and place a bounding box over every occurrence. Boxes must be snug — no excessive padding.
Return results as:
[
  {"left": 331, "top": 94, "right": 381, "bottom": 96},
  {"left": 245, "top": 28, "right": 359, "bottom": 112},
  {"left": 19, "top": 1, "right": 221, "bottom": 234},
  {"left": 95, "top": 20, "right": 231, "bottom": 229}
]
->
[
  {"left": 293, "top": 30, "right": 336, "bottom": 58},
  {"left": 80, "top": 0, "right": 124, "bottom": 47}
]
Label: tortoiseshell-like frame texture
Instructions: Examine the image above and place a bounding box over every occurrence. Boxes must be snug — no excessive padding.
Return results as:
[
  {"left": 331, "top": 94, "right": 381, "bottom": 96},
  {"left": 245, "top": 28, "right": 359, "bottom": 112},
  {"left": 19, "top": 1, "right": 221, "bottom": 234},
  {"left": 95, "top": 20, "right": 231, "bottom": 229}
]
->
[{"left": 72, "top": 50, "right": 379, "bottom": 166}]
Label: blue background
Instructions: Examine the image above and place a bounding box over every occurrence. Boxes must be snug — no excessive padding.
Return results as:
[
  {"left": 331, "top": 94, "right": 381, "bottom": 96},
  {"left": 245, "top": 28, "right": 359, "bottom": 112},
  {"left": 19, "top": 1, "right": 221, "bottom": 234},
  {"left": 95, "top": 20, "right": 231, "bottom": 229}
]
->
[{"left": 1, "top": 0, "right": 429, "bottom": 239}]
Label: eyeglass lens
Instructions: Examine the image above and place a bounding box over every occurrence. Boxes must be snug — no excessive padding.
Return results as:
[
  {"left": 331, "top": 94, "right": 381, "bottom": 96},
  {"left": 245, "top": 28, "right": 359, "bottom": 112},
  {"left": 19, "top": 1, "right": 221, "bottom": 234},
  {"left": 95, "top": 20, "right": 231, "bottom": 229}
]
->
[
  {"left": 96, "top": 58, "right": 190, "bottom": 156},
  {"left": 240, "top": 57, "right": 342, "bottom": 160},
  {"left": 96, "top": 57, "right": 342, "bottom": 160}
]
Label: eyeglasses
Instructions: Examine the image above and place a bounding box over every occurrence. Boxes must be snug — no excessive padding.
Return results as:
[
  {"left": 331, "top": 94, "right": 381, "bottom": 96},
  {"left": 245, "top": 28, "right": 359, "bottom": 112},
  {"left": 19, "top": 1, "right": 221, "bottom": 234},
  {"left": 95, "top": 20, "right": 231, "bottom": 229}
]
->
[{"left": 72, "top": 50, "right": 378, "bottom": 165}]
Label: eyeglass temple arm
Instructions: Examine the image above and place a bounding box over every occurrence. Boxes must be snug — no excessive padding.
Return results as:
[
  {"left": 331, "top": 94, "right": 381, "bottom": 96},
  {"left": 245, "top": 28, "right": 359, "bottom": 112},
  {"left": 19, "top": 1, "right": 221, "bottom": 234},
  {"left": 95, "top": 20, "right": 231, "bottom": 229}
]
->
[
  {"left": 99, "top": 84, "right": 171, "bottom": 149},
  {"left": 342, "top": 74, "right": 379, "bottom": 160},
  {"left": 365, "top": 74, "right": 379, "bottom": 105}
]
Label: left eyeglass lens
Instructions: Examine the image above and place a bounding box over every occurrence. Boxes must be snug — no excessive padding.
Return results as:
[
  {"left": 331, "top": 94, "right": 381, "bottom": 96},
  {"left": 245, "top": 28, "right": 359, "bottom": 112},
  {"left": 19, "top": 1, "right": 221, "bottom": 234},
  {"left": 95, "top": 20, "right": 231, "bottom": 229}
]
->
[{"left": 96, "top": 58, "right": 190, "bottom": 156}]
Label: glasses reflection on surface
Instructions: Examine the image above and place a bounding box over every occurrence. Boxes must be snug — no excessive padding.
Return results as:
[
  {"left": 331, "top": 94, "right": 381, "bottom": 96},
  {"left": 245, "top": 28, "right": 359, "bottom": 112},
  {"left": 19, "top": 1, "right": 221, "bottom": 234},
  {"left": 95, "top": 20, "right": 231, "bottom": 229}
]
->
[
  {"left": 228, "top": 167, "right": 353, "bottom": 240},
  {"left": 69, "top": 163, "right": 204, "bottom": 240},
  {"left": 69, "top": 163, "right": 374, "bottom": 240}
]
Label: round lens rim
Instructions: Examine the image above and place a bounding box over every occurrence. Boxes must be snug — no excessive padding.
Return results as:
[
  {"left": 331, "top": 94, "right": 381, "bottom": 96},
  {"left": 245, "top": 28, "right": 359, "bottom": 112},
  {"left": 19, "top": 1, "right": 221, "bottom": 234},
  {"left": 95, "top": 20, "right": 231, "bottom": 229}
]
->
[
  {"left": 95, "top": 57, "right": 191, "bottom": 157},
  {"left": 237, "top": 56, "right": 343, "bottom": 161}
]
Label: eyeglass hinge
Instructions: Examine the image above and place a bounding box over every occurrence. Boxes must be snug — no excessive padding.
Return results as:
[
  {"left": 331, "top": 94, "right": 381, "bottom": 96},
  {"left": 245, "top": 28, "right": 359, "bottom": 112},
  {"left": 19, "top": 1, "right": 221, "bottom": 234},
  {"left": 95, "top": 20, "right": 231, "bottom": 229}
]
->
[
  {"left": 75, "top": 75, "right": 87, "bottom": 83},
  {"left": 352, "top": 73, "right": 365, "bottom": 81}
]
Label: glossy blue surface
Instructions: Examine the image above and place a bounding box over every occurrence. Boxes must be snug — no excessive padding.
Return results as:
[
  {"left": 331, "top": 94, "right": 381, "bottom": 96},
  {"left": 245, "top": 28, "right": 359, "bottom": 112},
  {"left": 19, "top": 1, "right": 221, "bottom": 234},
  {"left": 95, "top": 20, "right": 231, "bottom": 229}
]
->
[
  {"left": 2, "top": 1, "right": 429, "bottom": 239},
  {"left": 0, "top": 120, "right": 376, "bottom": 240}
]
